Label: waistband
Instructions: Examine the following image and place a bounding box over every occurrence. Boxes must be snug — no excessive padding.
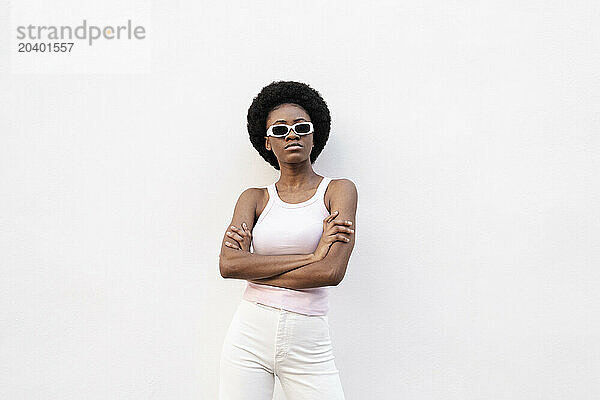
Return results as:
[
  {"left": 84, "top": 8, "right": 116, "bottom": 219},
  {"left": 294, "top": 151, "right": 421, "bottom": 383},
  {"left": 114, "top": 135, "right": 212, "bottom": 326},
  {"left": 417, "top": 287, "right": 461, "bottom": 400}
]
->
[{"left": 242, "top": 298, "right": 325, "bottom": 317}]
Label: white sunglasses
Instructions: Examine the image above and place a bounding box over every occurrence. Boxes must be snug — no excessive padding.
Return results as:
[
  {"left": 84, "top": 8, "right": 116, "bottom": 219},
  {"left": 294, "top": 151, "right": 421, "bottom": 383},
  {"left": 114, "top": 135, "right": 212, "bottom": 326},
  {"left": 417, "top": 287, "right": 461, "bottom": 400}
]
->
[{"left": 266, "top": 121, "right": 314, "bottom": 137}]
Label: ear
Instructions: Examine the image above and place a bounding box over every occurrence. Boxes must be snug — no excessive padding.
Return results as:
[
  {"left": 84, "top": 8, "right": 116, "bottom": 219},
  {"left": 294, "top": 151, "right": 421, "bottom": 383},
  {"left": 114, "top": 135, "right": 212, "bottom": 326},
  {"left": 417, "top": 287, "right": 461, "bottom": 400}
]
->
[{"left": 264, "top": 137, "right": 271, "bottom": 151}]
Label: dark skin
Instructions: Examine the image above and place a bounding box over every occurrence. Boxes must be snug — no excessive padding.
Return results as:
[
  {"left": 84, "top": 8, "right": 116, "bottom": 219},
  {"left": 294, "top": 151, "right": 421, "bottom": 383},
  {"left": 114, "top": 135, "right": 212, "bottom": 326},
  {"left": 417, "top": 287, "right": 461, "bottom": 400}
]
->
[{"left": 222, "top": 103, "right": 358, "bottom": 288}]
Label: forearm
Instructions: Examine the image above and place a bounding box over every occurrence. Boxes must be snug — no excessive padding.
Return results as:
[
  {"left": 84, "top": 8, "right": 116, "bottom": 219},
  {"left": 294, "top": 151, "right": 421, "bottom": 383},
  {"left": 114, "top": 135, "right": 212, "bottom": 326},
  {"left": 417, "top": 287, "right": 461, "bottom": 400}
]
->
[
  {"left": 249, "top": 256, "right": 337, "bottom": 289},
  {"left": 220, "top": 247, "right": 316, "bottom": 280}
]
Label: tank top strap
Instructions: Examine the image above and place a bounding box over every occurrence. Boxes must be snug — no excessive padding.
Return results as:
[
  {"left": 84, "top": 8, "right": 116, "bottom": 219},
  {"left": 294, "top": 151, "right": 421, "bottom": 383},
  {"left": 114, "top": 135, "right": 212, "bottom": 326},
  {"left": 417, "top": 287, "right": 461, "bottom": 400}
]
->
[
  {"left": 263, "top": 183, "right": 274, "bottom": 206},
  {"left": 266, "top": 176, "right": 332, "bottom": 208},
  {"left": 316, "top": 176, "right": 333, "bottom": 199}
]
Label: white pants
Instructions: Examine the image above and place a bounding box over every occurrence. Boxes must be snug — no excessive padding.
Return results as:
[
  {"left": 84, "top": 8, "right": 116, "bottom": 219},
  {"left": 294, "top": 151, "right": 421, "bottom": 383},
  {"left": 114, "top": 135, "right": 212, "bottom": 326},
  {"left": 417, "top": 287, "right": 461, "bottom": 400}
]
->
[{"left": 219, "top": 298, "right": 346, "bottom": 400}]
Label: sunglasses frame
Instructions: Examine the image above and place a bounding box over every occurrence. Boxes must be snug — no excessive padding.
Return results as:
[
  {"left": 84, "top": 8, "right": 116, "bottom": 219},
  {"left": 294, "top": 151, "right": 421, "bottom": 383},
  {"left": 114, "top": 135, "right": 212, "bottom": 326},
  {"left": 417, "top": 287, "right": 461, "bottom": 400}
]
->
[{"left": 265, "top": 121, "right": 314, "bottom": 138}]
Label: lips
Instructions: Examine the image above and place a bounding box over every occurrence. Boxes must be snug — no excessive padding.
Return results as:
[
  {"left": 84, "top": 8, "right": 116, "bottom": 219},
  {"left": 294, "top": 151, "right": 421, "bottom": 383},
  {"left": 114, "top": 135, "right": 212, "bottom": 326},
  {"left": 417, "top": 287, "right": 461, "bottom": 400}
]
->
[{"left": 285, "top": 143, "right": 303, "bottom": 149}]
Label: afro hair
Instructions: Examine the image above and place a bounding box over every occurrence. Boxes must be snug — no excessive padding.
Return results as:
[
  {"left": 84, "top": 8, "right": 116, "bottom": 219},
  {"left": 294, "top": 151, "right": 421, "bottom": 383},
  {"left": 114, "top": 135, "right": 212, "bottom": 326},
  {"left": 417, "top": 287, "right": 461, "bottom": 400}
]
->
[{"left": 247, "top": 81, "right": 331, "bottom": 170}]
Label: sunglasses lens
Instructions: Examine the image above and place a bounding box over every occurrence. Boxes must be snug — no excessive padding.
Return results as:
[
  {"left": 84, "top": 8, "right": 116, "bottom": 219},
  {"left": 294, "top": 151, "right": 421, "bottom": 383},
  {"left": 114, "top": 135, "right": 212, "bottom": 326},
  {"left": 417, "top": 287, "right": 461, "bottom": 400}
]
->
[
  {"left": 271, "top": 125, "right": 289, "bottom": 136},
  {"left": 295, "top": 123, "right": 312, "bottom": 134}
]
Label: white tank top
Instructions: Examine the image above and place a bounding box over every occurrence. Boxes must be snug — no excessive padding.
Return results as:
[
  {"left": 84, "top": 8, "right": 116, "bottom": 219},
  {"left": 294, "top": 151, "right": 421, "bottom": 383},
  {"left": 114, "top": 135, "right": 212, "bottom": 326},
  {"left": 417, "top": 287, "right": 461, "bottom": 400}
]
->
[{"left": 242, "top": 175, "right": 334, "bottom": 315}]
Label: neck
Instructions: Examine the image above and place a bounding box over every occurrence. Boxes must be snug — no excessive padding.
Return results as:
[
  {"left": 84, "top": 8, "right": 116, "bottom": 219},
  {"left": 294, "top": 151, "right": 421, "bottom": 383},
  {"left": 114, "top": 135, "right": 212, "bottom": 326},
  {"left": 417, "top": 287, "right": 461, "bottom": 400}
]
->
[{"left": 277, "top": 162, "right": 320, "bottom": 189}]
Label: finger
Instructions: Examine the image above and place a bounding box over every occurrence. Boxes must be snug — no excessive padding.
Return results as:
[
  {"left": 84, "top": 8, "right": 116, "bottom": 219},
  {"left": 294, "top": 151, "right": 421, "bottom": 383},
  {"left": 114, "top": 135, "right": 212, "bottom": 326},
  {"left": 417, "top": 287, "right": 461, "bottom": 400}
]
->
[
  {"left": 242, "top": 222, "right": 250, "bottom": 234},
  {"left": 230, "top": 225, "right": 248, "bottom": 238},
  {"left": 331, "top": 218, "right": 353, "bottom": 226},
  {"left": 323, "top": 212, "right": 338, "bottom": 228},
  {"left": 328, "top": 211, "right": 339, "bottom": 221},
  {"left": 324, "top": 210, "right": 338, "bottom": 223},
  {"left": 224, "top": 241, "right": 240, "bottom": 249},
  {"left": 230, "top": 236, "right": 244, "bottom": 247},
  {"left": 230, "top": 225, "right": 243, "bottom": 234},
  {"left": 226, "top": 231, "right": 244, "bottom": 242},
  {"left": 327, "top": 225, "right": 355, "bottom": 234},
  {"left": 335, "top": 233, "right": 351, "bottom": 242},
  {"left": 325, "top": 232, "right": 351, "bottom": 243},
  {"left": 338, "top": 225, "right": 355, "bottom": 233}
]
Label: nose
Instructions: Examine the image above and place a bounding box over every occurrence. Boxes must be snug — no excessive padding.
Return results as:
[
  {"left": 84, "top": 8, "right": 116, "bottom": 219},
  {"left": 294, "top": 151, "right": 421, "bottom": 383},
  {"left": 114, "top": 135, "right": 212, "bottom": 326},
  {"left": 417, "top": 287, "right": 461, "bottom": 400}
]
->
[{"left": 286, "top": 129, "right": 300, "bottom": 139}]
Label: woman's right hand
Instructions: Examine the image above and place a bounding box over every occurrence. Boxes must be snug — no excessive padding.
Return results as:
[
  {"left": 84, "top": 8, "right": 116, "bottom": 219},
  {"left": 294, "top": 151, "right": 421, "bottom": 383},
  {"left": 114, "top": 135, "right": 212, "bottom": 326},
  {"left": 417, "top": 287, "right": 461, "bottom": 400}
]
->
[{"left": 311, "top": 210, "right": 354, "bottom": 262}]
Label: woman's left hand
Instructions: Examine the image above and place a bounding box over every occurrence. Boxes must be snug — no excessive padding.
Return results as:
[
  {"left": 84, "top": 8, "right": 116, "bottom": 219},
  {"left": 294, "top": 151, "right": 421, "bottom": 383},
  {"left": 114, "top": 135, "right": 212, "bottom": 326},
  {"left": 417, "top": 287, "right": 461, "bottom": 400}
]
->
[{"left": 224, "top": 222, "right": 252, "bottom": 252}]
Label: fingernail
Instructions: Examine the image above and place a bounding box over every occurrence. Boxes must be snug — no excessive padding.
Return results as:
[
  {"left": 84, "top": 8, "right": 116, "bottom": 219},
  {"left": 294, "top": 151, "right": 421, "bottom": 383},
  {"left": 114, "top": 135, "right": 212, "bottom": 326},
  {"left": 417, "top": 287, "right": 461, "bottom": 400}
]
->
[{"left": 243, "top": 222, "right": 247, "bottom": 228}]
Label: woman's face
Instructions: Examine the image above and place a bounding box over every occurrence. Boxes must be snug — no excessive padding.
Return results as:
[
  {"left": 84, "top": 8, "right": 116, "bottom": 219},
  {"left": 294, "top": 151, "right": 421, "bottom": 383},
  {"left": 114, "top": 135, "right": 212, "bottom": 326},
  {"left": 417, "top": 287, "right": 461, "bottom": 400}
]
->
[{"left": 264, "top": 103, "right": 314, "bottom": 165}]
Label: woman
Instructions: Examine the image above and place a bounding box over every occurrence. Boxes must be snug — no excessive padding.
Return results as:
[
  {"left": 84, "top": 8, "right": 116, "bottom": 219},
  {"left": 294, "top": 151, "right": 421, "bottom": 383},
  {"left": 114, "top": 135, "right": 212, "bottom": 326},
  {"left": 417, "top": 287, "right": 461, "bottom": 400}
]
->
[{"left": 218, "top": 81, "right": 358, "bottom": 399}]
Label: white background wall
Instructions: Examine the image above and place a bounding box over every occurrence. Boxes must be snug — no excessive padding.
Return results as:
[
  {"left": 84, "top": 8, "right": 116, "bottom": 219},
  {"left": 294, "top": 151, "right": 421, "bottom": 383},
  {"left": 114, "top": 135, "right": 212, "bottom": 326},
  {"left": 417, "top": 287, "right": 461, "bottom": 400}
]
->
[{"left": 2, "top": 1, "right": 599, "bottom": 399}]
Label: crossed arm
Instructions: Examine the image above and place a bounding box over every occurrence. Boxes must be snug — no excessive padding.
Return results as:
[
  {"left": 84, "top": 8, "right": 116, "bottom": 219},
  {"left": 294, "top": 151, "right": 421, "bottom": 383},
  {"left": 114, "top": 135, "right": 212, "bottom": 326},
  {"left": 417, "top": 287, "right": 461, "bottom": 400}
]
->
[{"left": 218, "top": 179, "right": 358, "bottom": 289}]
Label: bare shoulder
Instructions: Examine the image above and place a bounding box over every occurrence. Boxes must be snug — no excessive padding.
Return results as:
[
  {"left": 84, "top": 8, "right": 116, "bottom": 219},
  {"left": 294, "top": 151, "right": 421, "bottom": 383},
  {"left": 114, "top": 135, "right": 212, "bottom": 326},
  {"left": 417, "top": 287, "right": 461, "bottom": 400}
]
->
[
  {"left": 331, "top": 178, "right": 357, "bottom": 192},
  {"left": 230, "top": 187, "right": 263, "bottom": 230},
  {"left": 237, "top": 187, "right": 263, "bottom": 205},
  {"left": 324, "top": 178, "right": 358, "bottom": 213}
]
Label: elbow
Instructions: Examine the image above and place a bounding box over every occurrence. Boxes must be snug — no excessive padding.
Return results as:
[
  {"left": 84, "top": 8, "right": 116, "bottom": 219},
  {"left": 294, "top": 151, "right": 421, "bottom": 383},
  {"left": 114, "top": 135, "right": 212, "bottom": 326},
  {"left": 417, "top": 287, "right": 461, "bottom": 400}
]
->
[
  {"left": 219, "top": 263, "right": 231, "bottom": 279},
  {"left": 329, "top": 274, "right": 342, "bottom": 286},
  {"left": 219, "top": 252, "right": 233, "bottom": 279},
  {"left": 329, "top": 262, "right": 349, "bottom": 286},
  {"left": 219, "top": 261, "right": 230, "bottom": 279},
  {"left": 219, "top": 248, "right": 247, "bottom": 279},
  {"left": 329, "top": 269, "right": 344, "bottom": 286}
]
